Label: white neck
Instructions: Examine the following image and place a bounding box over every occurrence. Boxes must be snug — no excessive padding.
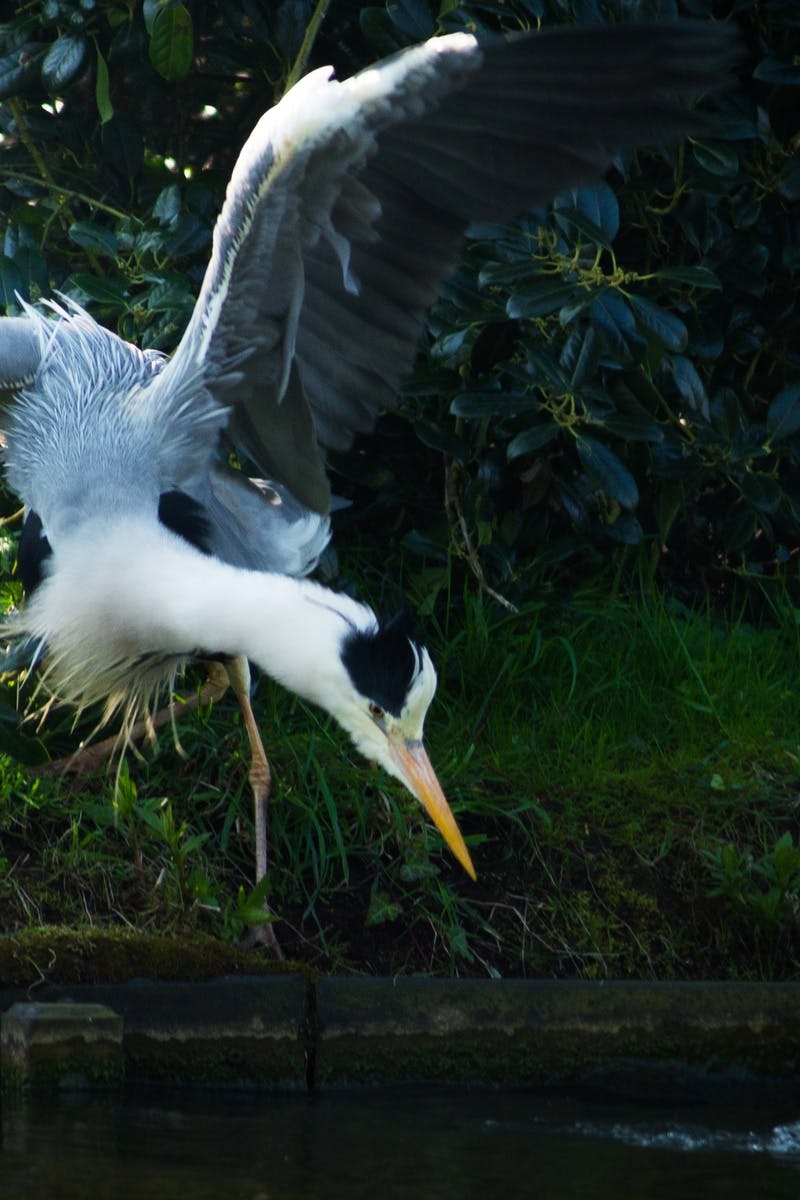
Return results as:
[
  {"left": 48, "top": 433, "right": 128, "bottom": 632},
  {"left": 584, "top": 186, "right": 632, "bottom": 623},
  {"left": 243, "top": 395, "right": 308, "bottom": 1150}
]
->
[{"left": 21, "top": 517, "right": 374, "bottom": 713}]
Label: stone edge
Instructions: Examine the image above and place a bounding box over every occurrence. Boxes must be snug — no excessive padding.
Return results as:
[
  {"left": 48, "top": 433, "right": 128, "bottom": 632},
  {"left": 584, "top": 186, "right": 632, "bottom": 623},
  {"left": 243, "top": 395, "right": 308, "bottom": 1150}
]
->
[{"left": 1, "top": 976, "right": 798, "bottom": 1092}]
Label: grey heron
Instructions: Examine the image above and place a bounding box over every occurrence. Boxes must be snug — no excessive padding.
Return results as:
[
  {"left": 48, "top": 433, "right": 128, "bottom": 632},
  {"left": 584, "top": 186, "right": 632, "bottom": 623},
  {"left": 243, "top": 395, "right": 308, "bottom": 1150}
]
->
[{"left": 0, "top": 22, "right": 736, "bottom": 942}]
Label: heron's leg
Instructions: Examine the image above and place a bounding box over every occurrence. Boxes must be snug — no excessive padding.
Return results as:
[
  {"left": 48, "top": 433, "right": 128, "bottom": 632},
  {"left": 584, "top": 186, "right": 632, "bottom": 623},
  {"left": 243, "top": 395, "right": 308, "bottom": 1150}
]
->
[{"left": 225, "top": 654, "right": 283, "bottom": 958}]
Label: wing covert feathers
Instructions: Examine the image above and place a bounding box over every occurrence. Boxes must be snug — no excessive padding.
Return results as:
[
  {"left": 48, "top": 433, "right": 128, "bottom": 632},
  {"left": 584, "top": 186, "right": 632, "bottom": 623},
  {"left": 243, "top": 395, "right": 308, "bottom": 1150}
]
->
[{"left": 163, "top": 21, "right": 738, "bottom": 513}]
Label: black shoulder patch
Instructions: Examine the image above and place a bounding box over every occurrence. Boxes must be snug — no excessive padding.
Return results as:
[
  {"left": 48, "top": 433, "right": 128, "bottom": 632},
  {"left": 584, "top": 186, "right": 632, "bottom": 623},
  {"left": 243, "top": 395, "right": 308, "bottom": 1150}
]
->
[
  {"left": 341, "top": 612, "right": 419, "bottom": 717},
  {"left": 158, "top": 490, "right": 212, "bottom": 555},
  {"left": 17, "top": 510, "right": 52, "bottom": 594}
]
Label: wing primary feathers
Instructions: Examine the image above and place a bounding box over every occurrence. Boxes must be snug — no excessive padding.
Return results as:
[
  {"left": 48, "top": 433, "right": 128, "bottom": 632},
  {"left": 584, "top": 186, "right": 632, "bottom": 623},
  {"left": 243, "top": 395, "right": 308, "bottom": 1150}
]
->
[{"left": 103, "top": 22, "right": 743, "bottom": 516}]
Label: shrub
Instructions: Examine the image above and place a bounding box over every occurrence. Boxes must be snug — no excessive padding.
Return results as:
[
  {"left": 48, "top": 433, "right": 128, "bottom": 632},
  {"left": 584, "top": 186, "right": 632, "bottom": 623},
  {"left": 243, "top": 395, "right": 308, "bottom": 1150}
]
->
[{"left": 0, "top": 0, "right": 797, "bottom": 607}]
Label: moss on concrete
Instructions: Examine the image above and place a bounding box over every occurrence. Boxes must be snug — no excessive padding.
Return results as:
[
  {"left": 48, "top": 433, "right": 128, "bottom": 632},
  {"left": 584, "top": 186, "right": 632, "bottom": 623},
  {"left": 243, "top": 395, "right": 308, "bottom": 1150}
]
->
[
  {"left": 2, "top": 963, "right": 799, "bottom": 1089},
  {"left": 0, "top": 926, "right": 299, "bottom": 988},
  {"left": 123, "top": 1033, "right": 305, "bottom": 1087},
  {"left": 314, "top": 978, "right": 800, "bottom": 1085},
  {"left": 1, "top": 1002, "right": 123, "bottom": 1090}
]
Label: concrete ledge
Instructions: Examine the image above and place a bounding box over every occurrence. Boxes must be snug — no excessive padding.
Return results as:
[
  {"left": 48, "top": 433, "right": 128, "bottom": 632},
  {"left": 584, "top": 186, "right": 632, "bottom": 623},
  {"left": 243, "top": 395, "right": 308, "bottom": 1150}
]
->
[
  {"left": 315, "top": 978, "right": 800, "bottom": 1086},
  {"left": 0, "top": 976, "right": 309, "bottom": 1088},
  {"left": 1, "top": 977, "right": 799, "bottom": 1091},
  {"left": 1, "top": 1002, "right": 123, "bottom": 1089}
]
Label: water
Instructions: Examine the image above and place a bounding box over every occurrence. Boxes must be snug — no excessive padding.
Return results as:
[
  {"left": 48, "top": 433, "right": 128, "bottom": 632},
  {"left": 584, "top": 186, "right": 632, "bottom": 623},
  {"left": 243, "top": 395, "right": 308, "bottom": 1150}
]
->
[{"left": 2, "top": 1086, "right": 800, "bottom": 1199}]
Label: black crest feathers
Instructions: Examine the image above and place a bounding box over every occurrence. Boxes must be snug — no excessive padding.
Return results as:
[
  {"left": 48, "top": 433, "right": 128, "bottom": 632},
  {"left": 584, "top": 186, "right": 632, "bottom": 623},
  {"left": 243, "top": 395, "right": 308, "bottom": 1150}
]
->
[{"left": 341, "top": 611, "right": 421, "bottom": 716}]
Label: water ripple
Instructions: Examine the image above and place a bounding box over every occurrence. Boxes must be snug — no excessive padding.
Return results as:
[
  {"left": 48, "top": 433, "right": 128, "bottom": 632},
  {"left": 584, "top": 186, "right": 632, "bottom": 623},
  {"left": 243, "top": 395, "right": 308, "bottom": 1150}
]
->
[{"left": 572, "top": 1118, "right": 800, "bottom": 1159}]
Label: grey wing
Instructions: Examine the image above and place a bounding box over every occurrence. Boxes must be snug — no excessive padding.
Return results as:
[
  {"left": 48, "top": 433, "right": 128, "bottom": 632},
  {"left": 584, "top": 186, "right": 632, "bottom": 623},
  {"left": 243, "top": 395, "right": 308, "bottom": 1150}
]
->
[
  {"left": 192, "top": 464, "right": 332, "bottom": 577},
  {"left": 160, "top": 22, "right": 738, "bottom": 514}
]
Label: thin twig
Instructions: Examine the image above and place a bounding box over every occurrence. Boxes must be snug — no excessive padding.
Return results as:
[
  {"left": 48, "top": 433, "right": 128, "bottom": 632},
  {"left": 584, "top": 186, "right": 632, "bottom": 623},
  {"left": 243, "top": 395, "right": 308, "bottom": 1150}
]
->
[
  {"left": 0, "top": 170, "right": 130, "bottom": 221},
  {"left": 444, "top": 459, "right": 519, "bottom": 614},
  {"left": 6, "top": 99, "right": 72, "bottom": 229},
  {"left": 6, "top": 98, "right": 104, "bottom": 274},
  {"left": 282, "top": 0, "right": 331, "bottom": 96}
]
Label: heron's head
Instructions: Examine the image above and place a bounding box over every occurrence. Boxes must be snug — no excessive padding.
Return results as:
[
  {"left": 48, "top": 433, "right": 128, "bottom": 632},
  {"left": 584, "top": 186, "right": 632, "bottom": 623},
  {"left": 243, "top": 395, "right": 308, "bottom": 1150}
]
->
[{"left": 323, "top": 613, "right": 475, "bottom": 880}]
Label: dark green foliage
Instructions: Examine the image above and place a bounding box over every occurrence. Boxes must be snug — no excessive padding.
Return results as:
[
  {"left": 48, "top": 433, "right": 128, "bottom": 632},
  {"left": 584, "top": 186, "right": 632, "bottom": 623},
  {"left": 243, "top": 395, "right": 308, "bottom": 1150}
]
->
[{"left": 0, "top": 0, "right": 797, "bottom": 602}]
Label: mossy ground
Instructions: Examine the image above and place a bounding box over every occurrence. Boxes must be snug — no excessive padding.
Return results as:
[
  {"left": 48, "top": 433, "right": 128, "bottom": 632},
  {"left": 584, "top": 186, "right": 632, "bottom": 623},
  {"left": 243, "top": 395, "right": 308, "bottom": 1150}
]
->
[
  {"left": 0, "top": 927, "right": 285, "bottom": 989},
  {"left": 1, "top": 579, "right": 798, "bottom": 981}
]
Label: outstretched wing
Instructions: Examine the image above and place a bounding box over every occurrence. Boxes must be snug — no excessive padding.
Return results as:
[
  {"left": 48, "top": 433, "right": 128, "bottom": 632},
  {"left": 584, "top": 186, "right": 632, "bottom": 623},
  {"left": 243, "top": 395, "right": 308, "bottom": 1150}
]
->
[{"left": 161, "top": 22, "right": 738, "bottom": 513}]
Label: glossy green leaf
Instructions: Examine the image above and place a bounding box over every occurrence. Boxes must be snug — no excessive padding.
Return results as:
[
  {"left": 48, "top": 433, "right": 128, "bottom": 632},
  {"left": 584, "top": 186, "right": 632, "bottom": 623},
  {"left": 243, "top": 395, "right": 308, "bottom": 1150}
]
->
[
  {"left": 68, "top": 221, "right": 119, "bottom": 256},
  {"left": 709, "top": 388, "right": 742, "bottom": 441},
  {"left": 144, "top": 279, "right": 195, "bottom": 311},
  {"left": 553, "top": 207, "right": 614, "bottom": 252},
  {"left": 0, "top": 44, "right": 44, "bottom": 99},
  {"left": 387, "top": 0, "right": 435, "bottom": 40},
  {"left": 153, "top": 184, "right": 181, "bottom": 226},
  {"left": 654, "top": 266, "right": 721, "bottom": 291},
  {"left": 0, "top": 255, "right": 23, "bottom": 308},
  {"left": 628, "top": 295, "right": 688, "bottom": 353},
  {"left": 273, "top": 1, "right": 312, "bottom": 58},
  {"left": 450, "top": 391, "right": 538, "bottom": 418},
  {"left": 554, "top": 182, "right": 619, "bottom": 244},
  {"left": 12, "top": 247, "right": 48, "bottom": 297},
  {"left": 101, "top": 114, "right": 144, "bottom": 180},
  {"left": 415, "top": 419, "right": 470, "bottom": 462},
  {"left": 430, "top": 326, "right": 470, "bottom": 361},
  {"left": 41, "top": 34, "right": 89, "bottom": 91},
  {"left": 507, "top": 280, "right": 577, "bottom": 319},
  {"left": 670, "top": 356, "right": 708, "bottom": 416},
  {"left": 149, "top": 3, "right": 193, "bottom": 82},
  {"left": 577, "top": 437, "right": 638, "bottom": 510},
  {"left": 525, "top": 348, "right": 568, "bottom": 388},
  {"left": 95, "top": 43, "right": 113, "bottom": 123},
  {"left": 731, "top": 425, "right": 768, "bottom": 465},
  {"left": 737, "top": 473, "right": 781, "bottom": 515},
  {"left": 692, "top": 141, "right": 739, "bottom": 178},
  {"left": 589, "top": 293, "right": 640, "bottom": 358},
  {"left": 602, "top": 413, "right": 663, "bottom": 444},
  {"left": 142, "top": 0, "right": 169, "bottom": 34},
  {"left": 165, "top": 213, "right": 209, "bottom": 257},
  {"left": 69, "top": 273, "right": 129, "bottom": 306},
  {"left": 359, "top": 8, "right": 405, "bottom": 57},
  {"left": 479, "top": 261, "right": 544, "bottom": 288},
  {"left": 731, "top": 195, "right": 761, "bottom": 230},
  {"left": 560, "top": 325, "right": 599, "bottom": 388},
  {"left": 753, "top": 55, "right": 800, "bottom": 86},
  {"left": 507, "top": 422, "right": 560, "bottom": 460},
  {"left": 766, "top": 383, "right": 800, "bottom": 442}
]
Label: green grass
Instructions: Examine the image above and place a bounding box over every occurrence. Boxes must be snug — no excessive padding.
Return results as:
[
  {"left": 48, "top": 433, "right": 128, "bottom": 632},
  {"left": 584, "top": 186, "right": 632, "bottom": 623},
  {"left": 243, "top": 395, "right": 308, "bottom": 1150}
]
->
[{"left": 1, "top": 577, "right": 799, "bottom": 979}]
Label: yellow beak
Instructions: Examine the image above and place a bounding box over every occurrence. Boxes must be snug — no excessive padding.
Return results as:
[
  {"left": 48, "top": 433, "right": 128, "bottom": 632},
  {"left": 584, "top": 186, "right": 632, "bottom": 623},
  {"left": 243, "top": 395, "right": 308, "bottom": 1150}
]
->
[{"left": 389, "top": 735, "right": 476, "bottom": 881}]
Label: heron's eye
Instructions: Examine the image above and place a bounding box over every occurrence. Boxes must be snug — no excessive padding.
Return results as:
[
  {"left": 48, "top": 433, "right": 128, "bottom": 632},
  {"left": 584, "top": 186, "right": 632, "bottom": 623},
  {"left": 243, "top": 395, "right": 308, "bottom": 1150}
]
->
[{"left": 368, "top": 702, "right": 385, "bottom": 721}]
